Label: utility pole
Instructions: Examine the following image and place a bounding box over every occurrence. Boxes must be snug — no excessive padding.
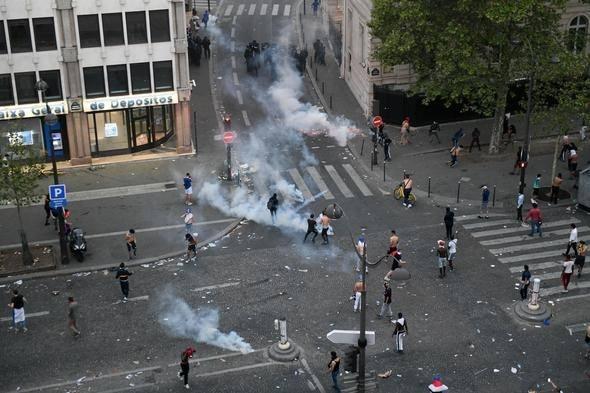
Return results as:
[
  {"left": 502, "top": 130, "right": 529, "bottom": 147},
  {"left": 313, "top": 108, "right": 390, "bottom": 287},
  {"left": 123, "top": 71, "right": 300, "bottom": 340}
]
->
[{"left": 519, "top": 73, "right": 534, "bottom": 194}]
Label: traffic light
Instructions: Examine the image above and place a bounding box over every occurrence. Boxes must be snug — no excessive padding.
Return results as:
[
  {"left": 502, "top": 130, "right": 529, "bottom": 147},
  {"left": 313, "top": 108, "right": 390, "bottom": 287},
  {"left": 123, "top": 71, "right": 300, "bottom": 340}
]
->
[{"left": 343, "top": 346, "right": 359, "bottom": 373}]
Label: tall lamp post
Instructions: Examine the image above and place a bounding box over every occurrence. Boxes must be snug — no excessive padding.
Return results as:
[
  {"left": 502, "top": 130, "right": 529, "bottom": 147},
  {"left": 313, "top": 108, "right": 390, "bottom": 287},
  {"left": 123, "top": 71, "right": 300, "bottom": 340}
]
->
[{"left": 35, "top": 79, "right": 69, "bottom": 265}]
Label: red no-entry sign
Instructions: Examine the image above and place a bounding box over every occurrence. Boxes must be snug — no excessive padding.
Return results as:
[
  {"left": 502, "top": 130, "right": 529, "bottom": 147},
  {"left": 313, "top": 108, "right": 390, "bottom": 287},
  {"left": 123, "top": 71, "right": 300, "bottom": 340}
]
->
[
  {"left": 223, "top": 131, "right": 236, "bottom": 144},
  {"left": 372, "top": 116, "right": 383, "bottom": 128}
]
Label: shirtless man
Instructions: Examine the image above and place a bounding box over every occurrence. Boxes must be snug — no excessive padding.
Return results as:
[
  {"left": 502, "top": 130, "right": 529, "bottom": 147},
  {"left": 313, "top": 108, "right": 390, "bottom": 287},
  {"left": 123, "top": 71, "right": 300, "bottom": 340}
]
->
[
  {"left": 388, "top": 230, "right": 399, "bottom": 255},
  {"left": 320, "top": 213, "right": 331, "bottom": 245}
]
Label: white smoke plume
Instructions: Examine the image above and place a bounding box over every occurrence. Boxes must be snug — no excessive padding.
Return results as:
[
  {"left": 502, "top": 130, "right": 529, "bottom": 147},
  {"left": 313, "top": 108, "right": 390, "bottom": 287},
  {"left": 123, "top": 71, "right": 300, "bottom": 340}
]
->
[{"left": 159, "top": 291, "right": 254, "bottom": 354}]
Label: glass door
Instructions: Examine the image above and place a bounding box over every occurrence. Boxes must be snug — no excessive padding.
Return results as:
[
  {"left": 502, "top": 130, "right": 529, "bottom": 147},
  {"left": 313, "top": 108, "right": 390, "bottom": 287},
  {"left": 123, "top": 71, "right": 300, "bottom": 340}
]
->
[{"left": 130, "top": 107, "right": 151, "bottom": 150}]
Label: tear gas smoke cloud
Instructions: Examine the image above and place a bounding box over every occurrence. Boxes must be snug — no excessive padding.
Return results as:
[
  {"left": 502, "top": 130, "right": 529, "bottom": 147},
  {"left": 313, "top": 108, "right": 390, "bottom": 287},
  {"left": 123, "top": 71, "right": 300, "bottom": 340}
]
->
[{"left": 159, "top": 291, "right": 253, "bottom": 354}]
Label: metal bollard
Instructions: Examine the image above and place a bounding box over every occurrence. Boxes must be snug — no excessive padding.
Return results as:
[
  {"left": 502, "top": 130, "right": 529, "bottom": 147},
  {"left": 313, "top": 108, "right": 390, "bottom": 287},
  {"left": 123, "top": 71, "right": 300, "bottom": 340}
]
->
[
  {"left": 274, "top": 317, "right": 291, "bottom": 349},
  {"left": 383, "top": 161, "right": 386, "bottom": 182},
  {"left": 315, "top": 67, "right": 318, "bottom": 81},
  {"left": 456, "top": 181, "right": 461, "bottom": 203},
  {"left": 360, "top": 139, "right": 365, "bottom": 156},
  {"left": 322, "top": 82, "right": 325, "bottom": 95},
  {"left": 330, "top": 95, "right": 333, "bottom": 110},
  {"left": 528, "top": 278, "right": 541, "bottom": 311},
  {"left": 428, "top": 177, "right": 431, "bottom": 198},
  {"left": 492, "top": 185, "right": 496, "bottom": 207},
  {"left": 370, "top": 151, "right": 374, "bottom": 171}
]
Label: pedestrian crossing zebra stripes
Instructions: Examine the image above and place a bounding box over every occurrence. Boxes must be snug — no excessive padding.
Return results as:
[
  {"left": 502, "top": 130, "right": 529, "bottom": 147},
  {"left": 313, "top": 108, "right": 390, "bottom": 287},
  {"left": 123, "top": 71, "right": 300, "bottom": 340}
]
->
[
  {"left": 220, "top": 3, "right": 293, "bottom": 17},
  {"left": 458, "top": 214, "right": 589, "bottom": 299},
  {"left": 192, "top": 0, "right": 218, "bottom": 11},
  {"left": 284, "top": 163, "right": 375, "bottom": 202}
]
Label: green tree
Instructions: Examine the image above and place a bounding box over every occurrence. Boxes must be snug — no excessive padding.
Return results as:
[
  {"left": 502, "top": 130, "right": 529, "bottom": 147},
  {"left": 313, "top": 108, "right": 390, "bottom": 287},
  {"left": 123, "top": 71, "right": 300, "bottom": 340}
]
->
[
  {"left": 0, "top": 131, "right": 45, "bottom": 265},
  {"left": 369, "top": 0, "right": 585, "bottom": 153}
]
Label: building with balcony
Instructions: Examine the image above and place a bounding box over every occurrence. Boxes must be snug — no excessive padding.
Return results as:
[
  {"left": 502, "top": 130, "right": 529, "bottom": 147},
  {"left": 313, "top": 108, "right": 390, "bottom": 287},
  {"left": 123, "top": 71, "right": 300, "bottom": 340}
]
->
[{"left": 0, "top": 0, "right": 191, "bottom": 165}]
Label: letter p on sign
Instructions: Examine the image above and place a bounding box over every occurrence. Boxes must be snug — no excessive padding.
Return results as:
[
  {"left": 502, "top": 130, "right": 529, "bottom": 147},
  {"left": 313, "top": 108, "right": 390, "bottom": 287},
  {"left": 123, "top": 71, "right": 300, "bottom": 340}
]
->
[{"left": 49, "top": 184, "right": 67, "bottom": 200}]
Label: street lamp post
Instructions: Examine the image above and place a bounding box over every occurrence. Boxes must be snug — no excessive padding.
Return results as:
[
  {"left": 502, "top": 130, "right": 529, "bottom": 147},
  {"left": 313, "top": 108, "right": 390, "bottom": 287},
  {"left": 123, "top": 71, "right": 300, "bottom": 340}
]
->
[{"left": 36, "top": 79, "right": 69, "bottom": 265}]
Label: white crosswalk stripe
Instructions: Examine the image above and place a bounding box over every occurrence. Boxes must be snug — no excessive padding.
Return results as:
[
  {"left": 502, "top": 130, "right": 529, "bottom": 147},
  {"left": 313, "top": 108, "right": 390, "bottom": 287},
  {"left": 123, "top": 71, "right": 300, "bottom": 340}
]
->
[
  {"left": 222, "top": 3, "right": 290, "bottom": 17},
  {"left": 224, "top": 4, "right": 234, "bottom": 16},
  {"left": 284, "top": 164, "right": 374, "bottom": 200},
  {"left": 260, "top": 3, "right": 268, "bottom": 15},
  {"left": 459, "top": 215, "right": 589, "bottom": 300},
  {"left": 272, "top": 4, "right": 279, "bottom": 15},
  {"left": 283, "top": 4, "right": 291, "bottom": 16},
  {"left": 237, "top": 4, "right": 245, "bottom": 15},
  {"left": 248, "top": 4, "right": 256, "bottom": 15},
  {"left": 192, "top": 0, "right": 218, "bottom": 11}
]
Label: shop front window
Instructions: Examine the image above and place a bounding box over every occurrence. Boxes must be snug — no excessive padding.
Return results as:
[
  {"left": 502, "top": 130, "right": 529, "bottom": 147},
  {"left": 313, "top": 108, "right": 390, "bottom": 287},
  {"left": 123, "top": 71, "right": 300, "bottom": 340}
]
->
[
  {"left": 0, "top": 118, "right": 43, "bottom": 157},
  {"left": 131, "top": 107, "right": 150, "bottom": 147},
  {"left": 88, "top": 110, "right": 128, "bottom": 154}
]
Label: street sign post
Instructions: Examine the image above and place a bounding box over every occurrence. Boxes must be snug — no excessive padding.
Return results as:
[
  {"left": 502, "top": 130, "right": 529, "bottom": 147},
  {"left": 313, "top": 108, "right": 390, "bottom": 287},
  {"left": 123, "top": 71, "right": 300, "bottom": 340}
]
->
[
  {"left": 223, "top": 131, "right": 236, "bottom": 181},
  {"left": 327, "top": 330, "right": 375, "bottom": 346},
  {"left": 49, "top": 199, "right": 68, "bottom": 209}
]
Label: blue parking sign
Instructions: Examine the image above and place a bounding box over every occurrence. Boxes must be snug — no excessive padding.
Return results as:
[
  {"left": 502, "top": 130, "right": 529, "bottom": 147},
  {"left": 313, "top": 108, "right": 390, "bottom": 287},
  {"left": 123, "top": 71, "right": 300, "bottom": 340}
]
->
[{"left": 49, "top": 184, "right": 67, "bottom": 200}]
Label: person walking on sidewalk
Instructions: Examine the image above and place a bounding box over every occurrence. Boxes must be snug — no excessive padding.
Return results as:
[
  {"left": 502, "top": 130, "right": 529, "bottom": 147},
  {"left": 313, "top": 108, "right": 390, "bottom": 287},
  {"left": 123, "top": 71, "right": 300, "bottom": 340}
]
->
[
  {"left": 388, "top": 230, "right": 400, "bottom": 255},
  {"left": 267, "top": 193, "right": 279, "bottom": 224},
  {"left": 183, "top": 173, "right": 193, "bottom": 205},
  {"left": 436, "top": 240, "right": 448, "bottom": 278},
  {"left": 402, "top": 174, "right": 413, "bottom": 208},
  {"left": 312, "top": 0, "right": 320, "bottom": 16},
  {"left": 201, "top": 10, "right": 209, "bottom": 28},
  {"left": 201, "top": 36, "right": 211, "bottom": 59},
  {"left": 352, "top": 280, "right": 365, "bottom": 312},
  {"left": 125, "top": 229, "right": 137, "bottom": 259},
  {"left": 451, "top": 128, "right": 464, "bottom": 148},
  {"left": 377, "top": 281, "right": 393, "bottom": 320},
  {"left": 67, "top": 296, "right": 81, "bottom": 338},
  {"left": 392, "top": 312, "right": 408, "bottom": 353},
  {"left": 116, "top": 263, "right": 133, "bottom": 302},
  {"left": 517, "top": 191, "right": 525, "bottom": 223},
  {"left": 564, "top": 223, "right": 578, "bottom": 258},
  {"left": 469, "top": 127, "right": 481, "bottom": 152},
  {"left": 383, "top": 134, "right": 392, "bottom": 161},
  {"left": 448, "top": 145, "right": 460, "bottom": 167},
  {"left": 447, "top": 235, "right": 457, "bottom": 271},
  {"left": 178, "top": 347, "right": 196, "bottom": 389},
  {"left": 525, "top": 203, "right": 543, "bottom": 237},
  {"left": 303, "top": 214, "right": 319, "bottom": 243},
  {"left": 550, "top": 173, "right": 563, "bottom": 204},
  {"left": 182, "top": 208, "right": 194, "bottom": 234},
  {"left": 478, "top": 186, "right": 490, "bottom": 219},
  {"left": 400, "top": 117, "right": 411, "bottom": 145},
  {"left": 8, "top": 289, "right": 27, "bottom": 333},
  {"left": 44, "top": 194, "right": 51, "bottom": 226},
  {"left": 520, "top": 265, "right": 531, "bottom": 300},
  {"left": 532, "top": 174, "right": 542, "bottom": 198},
  {"left": 443, "top": 207, "right": 454, "bottom": 239},
  {"left": 575, "top": 240, "right": 587, "bottom": 278},
  {"left": 327, "top": 351, "right": 341, "bottom": 391},
  {"left": 429, "top": 121, "right": 441, "bottom": 144},
  {"left": 561, "top": 255, "right": 575, "bottom": 293},
  {"left": 584, "top": 325, "right": 590, "bottom": 359}
]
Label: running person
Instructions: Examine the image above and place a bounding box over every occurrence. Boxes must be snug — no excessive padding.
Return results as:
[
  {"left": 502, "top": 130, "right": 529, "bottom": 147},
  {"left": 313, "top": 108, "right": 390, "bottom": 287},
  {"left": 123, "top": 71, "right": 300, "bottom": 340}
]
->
[
  {"left": 183, "top": 173, "right": 193, "bottom": 205},
  {"left": 125, "top": 229, "right": 137, "bottom": 259},
  {"left": 178, "top": 347, "right": 196, "bottom": 389},
  {"left": 402, "top": 174, "right": 413, "bottom": 208},
  {"left": 186, "top": 233, "right": 198, "bottom": 259},
  {"left": 116, "top": 263, "right": 133, "bottom": 302},
  {"left": 388, "top": 230, "right": 399, "bottom": 255},
  {"left": 303, "top": 214, "right": 318, "bottom": 243}
]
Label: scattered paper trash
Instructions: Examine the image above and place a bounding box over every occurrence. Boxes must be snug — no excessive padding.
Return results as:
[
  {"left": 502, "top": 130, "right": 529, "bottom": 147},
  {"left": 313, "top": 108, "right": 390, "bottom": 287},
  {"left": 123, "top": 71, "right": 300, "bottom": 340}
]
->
[
  {"left": 13, "top": 280, "right": 23, "bottom": 285},
  {"left": 493, "top": 369, "right": 500, "bottom": 373},
  {"left": 511, "top": 367, "right": 517, "bottom": 374}
]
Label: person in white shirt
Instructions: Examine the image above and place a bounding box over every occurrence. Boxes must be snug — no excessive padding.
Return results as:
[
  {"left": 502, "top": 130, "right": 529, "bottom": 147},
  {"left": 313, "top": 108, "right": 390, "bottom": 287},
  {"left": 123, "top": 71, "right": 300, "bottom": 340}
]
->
[
  {"left": 564, "top": 223, "right": 578, "bottom": 258},
  {"left": 516, "top": 192, "right": 524, "bottom": 223},
  {"left": 447, "top": 235, "right": 458, "bottom": 271},
  {"left": 392, "top": 312, "right": 408, "bottom": 353},
  {"left": 181, "top": 208, "right": 194, "bottom": 233},
  {"left": 562, "top": 255, "right": 575, "bottom": 292}
]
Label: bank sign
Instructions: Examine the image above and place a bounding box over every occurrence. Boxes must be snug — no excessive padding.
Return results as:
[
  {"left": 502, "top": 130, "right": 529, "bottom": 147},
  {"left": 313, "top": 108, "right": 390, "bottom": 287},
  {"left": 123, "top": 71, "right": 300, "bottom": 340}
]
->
[
  {"left": 0, "top": 101, "right": 68, "bottom": 120},
  {"left": 84, "top": 92, "right": 179, "bottom": 112}
]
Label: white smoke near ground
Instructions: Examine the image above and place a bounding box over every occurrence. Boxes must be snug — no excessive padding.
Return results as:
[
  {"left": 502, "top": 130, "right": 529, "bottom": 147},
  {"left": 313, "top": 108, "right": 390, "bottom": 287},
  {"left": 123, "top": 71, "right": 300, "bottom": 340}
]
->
[{"left": 159, "top": 290, "right": 254, "bottom": 354}]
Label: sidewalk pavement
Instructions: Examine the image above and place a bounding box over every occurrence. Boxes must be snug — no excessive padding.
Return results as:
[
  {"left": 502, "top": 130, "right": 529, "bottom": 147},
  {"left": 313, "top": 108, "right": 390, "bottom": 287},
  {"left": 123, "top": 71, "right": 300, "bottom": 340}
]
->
[{"left": 297, "top": 4, "right": 583, "bottom": 210}]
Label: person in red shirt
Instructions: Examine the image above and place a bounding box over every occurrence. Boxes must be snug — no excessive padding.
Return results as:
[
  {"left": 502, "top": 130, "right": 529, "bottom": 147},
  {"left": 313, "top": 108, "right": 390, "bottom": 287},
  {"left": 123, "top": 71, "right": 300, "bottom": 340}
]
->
[
  {"left": 525, "top": 203, "right": 543, "bottom": 237},
  {"left": 178, "top": 347, "right": 196, "bottom": 389}
]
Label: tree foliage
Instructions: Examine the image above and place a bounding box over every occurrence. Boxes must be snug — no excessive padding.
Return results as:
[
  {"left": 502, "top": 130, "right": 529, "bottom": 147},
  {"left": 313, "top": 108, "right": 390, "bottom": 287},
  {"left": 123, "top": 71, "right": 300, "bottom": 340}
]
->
[
  {"left": 0, "top": 130, "right": 45, "bottom": 265},
  {"left": 370, "top": 0, "right": 590, "bottom": 153}
]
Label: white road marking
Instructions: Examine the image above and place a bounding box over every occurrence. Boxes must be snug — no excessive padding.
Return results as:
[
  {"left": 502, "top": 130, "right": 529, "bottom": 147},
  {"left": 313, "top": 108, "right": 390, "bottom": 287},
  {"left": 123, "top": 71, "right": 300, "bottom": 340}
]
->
[
  {"left": 0, "top": 218, "right": 236, "bottom": 250},
  {"left": 100, "top": 384, "right": 155, "bottom": 393},
  {"left": 231, "top": 56, "right": 236, "bottom": 69},
  {"left": 509, "top": 261, "right": 561, "bottom": 273},
  {"left": 566, "top": 322, "right": 590, "bottom": 335},
  {"left": 324, "top": 165, "right": 353, "bottom": 198},
  {"left": 301, "top": 358, "right": 326, "bottom": 393},
  {"left": 248, "top": 4, "right": 256, "bottom": 15},
  {"left": 530, "top": 271, "right": 563, "bottom": 281},
  {"left": 224, "top": 5, "right": 234, "bottom": 16},
  {"left": 288, "top": 168, "right": 314, "bottom": 201},
  {"left": 462, "top": 219, "right": 516, "bottom": 230},
  {"left": 272, "top": 4, "right": 279, "bottom": 15},
  {"left": 489, "top": 237, "right": 586, "bottom": 256},
  {"left": 237, "top": 4, "right": 245, "bottom": 15},
  {"left": 542, "top": 280, "right": 590, "bottom": 297},
  {"left": 342, "top": 164, "right": 373, "bottom": 196},
  {"left": 499, "top": 249, "right": 564, "bottom": 264},
  {"left": 306, "top": 167, "right": 334, "bottom": 200},
  {"left": 236, "top": 90, "right": 243, "bottom": 105},
  {"left": 557, "top": 293, "right": 590, "bottom": 302},
  {"left": 480, "top": 227, "right": 590, "bottom": 246},
  {"left": 190, "top": 282, "right": 241, "bottom": 292},
  {"left": 230, "top": 41, "right": 235, "bottom": 52},
  {"left": 283, "top": 4, "right": 291, "bottom": 16},
  {"left": 1, "top": 310, "right": 49, "bottom": 322},
  {"left": 167, "top": 348, "right": 265, "bottom": 366},
  {"left": 232, "top": 16, "right": 237, "bottom": 25},
  {"left": 260, "top": 3, "right": 268, "bottom": 15},
  {"left": 470, "top": 218, "right": 580, "bottom": 238},
  {"left": 311, "top": 146, "right": 320, "bottom": 149},
  {"left": 231, "top": 27, "right": 236, "bottom": 38},
  {"left": 195, "top": 362, "right": 281, "bottom": 378},
  {"left": 242, "top": 110, "right": 251, "bottom": 127},
  {"left": 233, "top": 71, "right": 240, "bottom": 85},
  {"left": 112, "top": 295, "right": 150, "bottom": 305},
  {"left": 455, "top": 213, "right": 509, "bottom": 222}
]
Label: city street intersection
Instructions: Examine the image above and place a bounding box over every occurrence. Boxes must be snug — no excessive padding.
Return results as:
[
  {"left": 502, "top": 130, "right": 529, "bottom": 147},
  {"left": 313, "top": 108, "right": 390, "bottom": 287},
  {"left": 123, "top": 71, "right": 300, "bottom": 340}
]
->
[{"left": 2, "top": 1, "right": 590, "bottom": 392}]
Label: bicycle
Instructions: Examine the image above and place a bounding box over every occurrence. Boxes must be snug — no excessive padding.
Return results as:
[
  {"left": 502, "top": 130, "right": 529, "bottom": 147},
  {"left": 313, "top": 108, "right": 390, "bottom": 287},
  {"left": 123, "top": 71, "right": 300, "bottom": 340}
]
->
[{"left": 393, "top": 183, "right": 416, "bottom": 204}]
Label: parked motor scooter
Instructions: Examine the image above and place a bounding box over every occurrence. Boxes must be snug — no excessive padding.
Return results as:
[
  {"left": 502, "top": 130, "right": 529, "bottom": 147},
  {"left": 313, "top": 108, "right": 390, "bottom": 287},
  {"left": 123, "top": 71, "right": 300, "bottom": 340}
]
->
[{"left": 69, "top": 228, "right": 87, "bottom": 262}]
